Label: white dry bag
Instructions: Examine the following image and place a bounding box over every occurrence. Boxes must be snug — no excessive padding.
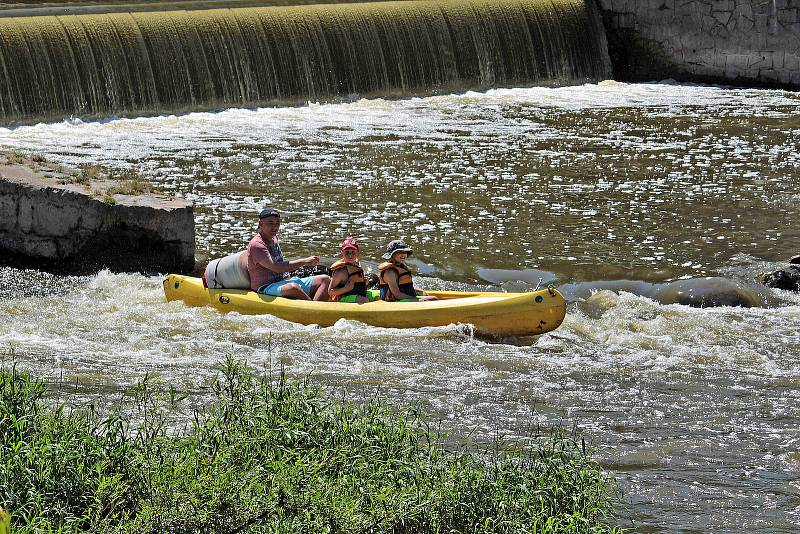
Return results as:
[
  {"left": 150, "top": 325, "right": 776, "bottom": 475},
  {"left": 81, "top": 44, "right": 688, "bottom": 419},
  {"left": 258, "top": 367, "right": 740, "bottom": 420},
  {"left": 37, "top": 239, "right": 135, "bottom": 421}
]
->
[{"left": 205, "top": 251, "right": 251, "bottom": 289}]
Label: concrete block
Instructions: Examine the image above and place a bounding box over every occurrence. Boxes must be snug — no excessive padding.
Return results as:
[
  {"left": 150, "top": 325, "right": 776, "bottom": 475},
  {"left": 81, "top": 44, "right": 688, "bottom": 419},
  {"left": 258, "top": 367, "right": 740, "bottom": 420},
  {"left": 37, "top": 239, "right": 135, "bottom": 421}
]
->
[
  {"left": 622, "top": 12, "right": 638, "bottom": 27},
  {"left": 713, "top": 10, "right": 732, "bottom": 26},
  {"left": 0, "top": 170, "right": 195, "bottom": 274},
  {"left": 700, "top": 13, "right": 716, "bottom": 30},
  {"left": 755, "top": 12, "right": 769, "bottom": 30},
  {"left": 713, "top": 22, "right": 732, "bottom": 37},
  {"left": 773, "top": 50, "right": 786, "bottom": 69},
  {"left": 726, "top": 53, "right": 750, "bottom": 71},
  {"left": 17, "top": 194, "right": 36, "bottom": 233},
  {"left": 612, "top": 0, "right": 632, "bottom": 13},
  {"left": 703, "top": 64, "right": 723, "bottom": 76},
  {"left": 31, "top": 197, "right": 86, "bottom": 238},
  {"left": 784, "top": 52, "right": 800, "bottom": 70},
  {"left": 696, "top": 1, "right": 712, "bottom": 16},
  {"left": 0, "top": 195, "right": 17, "bottom": 231},
  {"left": 614, "top": 12, "right": 635, "bottom": 28},
  {"left": 734, "top": 1, "right": 754, "bottom": 21},
  {"left": 749, "top": 52, "right": 772, "bottom": 68},
  {"left": 760, "top": 68, "right": 781, "bottom": 81},
  {"left": 724, "top": 66, "right": 738, "bottom": 79},
  {"left": 777, "top": 7, "right": 798, "bottom": 24},
  {"left": 697, "top": 33, "right": 727, "bottom": 50},
  {"left": 19, "top": 236, "right": 59, "bottom": 259},
  {"left": 713, "top": 0, "right": 734, "bottom": 12},
  {"left": 735, "top": 12, "right": 755, "bottom": 32},
  {"left": 597, "top": 0, "right": 800, "bottom": 89}
]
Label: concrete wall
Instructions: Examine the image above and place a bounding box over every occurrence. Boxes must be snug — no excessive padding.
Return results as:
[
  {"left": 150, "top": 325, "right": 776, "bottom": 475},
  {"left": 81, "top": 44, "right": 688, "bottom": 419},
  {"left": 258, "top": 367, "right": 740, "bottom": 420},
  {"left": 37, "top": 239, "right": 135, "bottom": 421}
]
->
[
  {"left": 597, "top": 0, "right": 800, "bottom": 88},
  {"left": 0, "top": 165, "right": 195, "bottom": 274}
]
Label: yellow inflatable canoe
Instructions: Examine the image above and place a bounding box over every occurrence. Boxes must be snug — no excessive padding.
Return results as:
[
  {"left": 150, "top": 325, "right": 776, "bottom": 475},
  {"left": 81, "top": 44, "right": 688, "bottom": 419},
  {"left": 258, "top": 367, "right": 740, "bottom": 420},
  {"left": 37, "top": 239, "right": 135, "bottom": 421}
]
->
[{"left": 163, "top": 274, "right": 566, "bottom": 337}]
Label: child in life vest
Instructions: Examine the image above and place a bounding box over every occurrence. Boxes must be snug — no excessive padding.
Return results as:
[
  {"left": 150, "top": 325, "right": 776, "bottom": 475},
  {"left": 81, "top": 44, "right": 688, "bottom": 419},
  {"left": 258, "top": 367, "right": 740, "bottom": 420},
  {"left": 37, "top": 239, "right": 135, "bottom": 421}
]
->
[
  {"left": 329, "top": 237, "right": 373, "bottom": 303},
  {"left": 378, "top": 240, "right": 437, "bottom": 302}
]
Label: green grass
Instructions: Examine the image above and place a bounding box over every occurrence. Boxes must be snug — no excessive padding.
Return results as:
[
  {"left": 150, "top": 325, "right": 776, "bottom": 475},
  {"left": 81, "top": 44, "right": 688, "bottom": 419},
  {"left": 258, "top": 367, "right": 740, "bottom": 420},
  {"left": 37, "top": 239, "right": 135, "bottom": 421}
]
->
[
  {"left": 105, "top": 168, "right": 154, "bottom": 195},
  {"left": 3, "top": 152, "right": 27, "bottom": 165},
  {"left": 0, "top": 357, "right": 623, "bottom": 533}
]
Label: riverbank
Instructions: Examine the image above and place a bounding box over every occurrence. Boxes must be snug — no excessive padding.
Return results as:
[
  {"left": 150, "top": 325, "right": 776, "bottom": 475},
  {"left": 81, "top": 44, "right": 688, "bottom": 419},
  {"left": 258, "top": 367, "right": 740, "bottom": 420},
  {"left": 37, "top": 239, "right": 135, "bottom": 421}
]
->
[{"left": 0, "top": 358, "right": 623, "bottom": 533}]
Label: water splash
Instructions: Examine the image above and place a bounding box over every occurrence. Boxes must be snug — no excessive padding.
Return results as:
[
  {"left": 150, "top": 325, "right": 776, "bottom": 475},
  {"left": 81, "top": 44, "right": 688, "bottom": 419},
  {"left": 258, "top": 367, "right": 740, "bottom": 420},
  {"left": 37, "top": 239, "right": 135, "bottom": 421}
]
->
[{"left": 0, "top": 0, "right": 610, "bottom": 122}]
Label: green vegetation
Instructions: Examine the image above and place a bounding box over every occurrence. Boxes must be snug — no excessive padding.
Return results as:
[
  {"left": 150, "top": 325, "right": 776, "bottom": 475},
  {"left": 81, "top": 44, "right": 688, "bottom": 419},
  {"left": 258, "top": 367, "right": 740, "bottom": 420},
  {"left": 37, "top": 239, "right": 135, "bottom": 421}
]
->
[
  {"left": 106, "top": 168, "right": 154, "bottom": 195},
  {"left": 3, "top": 152, "right": 27, "bottom": 165},
  {"left": 57, "top": 164, "right": 96, "bottom": 185},
  {"left": 0, "top": 149, "right": 159, "bottom": 196},
  {"left": 79, "top": 163, "right": 101, "bottom": 180},
  {"left": 0, "top": 358, "right": 623, "bottom": 533}
]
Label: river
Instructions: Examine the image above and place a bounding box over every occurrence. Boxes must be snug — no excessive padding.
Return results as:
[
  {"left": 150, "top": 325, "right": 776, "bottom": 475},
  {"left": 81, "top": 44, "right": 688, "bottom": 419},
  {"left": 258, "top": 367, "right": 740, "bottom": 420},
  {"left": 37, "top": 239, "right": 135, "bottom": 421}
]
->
[{"left": 1, "top": 81, "right": 799, "bottom": 532}]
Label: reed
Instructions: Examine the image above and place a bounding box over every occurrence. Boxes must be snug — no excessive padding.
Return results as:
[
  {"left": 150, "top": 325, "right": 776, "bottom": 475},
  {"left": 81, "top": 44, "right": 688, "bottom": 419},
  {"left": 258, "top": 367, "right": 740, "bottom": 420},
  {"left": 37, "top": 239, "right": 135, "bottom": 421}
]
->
[
  {"left": 0, "top": 0, "right": 611, "bottom": 123},
  {"left": 0, "top": 357, "right": 624, "bottom": 533}
]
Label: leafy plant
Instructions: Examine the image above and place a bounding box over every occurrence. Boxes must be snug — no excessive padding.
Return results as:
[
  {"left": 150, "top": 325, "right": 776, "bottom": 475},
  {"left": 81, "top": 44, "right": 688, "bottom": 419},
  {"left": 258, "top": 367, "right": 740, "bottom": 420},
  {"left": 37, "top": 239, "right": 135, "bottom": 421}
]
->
[{"left": 0, "top": 357, "right": 623, "bottom": 533}]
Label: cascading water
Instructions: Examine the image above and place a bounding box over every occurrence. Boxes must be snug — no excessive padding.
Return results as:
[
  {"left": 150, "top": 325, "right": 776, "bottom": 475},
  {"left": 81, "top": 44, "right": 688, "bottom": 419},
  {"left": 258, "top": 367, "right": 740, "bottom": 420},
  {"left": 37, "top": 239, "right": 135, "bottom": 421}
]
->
[{"left": 0, "top": 0, "right": 611, "bottom": 122}]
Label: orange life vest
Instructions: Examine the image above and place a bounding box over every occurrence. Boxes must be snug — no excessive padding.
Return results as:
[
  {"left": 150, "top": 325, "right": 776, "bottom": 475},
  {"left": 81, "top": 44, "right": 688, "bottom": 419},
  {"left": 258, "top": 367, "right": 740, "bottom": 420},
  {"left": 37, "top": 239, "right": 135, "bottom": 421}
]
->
[
  {"left": 378, "top": 262, "right": 415, "bottom": 301},
  {"left": 329, "top": 259, "right": 367, "bottom": 300}
]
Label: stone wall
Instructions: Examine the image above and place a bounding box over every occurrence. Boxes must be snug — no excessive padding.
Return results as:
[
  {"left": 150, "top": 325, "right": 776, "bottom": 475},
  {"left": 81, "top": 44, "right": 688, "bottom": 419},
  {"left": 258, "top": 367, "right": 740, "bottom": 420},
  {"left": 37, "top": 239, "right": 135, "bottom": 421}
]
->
[
  {"left": 597, "top": 0, "right": 800, "bottom": 88},
  {"left": 0, "top": 164, "right": 195, "bottom": 274}
]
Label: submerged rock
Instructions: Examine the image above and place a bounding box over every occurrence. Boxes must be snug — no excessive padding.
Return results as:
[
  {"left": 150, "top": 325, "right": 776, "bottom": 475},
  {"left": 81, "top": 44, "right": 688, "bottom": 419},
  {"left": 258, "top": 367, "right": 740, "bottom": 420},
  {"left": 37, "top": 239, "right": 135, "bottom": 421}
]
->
[
  {"left": 760, "top": 265, "right": 800, "bottom": 292},
  {"left": 564, "top": 277, "right": 766, "bottom": 309},
  {"left": 581, "top": 289, "right": 622, "bottom": 317},
  {"left": 655, "top": 277, "right": 763, "bottom": 308}
]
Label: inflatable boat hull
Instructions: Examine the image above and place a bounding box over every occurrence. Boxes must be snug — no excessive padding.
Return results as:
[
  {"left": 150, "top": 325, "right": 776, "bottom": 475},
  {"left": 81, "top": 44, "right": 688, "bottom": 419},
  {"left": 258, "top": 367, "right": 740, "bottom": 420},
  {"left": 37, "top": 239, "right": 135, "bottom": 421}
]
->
[{"left": 163, "top": 274, "right": 566, "bottom": 337}]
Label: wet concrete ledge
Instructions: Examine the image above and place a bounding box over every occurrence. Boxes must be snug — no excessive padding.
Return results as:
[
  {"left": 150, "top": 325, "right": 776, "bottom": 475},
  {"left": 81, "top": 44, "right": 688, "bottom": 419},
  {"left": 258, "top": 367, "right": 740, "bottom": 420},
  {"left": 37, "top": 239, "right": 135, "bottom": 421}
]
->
[
  {"left": 598, "top": 0, "right": 800, "bottom": 90},
  {"left": 0, "top": 157, "right": 194, "bottom": 274}
]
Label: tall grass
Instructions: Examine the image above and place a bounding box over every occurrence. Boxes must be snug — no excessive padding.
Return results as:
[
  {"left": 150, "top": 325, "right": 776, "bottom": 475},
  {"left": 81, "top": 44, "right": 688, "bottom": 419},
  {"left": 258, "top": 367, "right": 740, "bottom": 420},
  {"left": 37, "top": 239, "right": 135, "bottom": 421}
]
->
[{"left": 0, "top": 357, "right": 623, "bottom": 533}]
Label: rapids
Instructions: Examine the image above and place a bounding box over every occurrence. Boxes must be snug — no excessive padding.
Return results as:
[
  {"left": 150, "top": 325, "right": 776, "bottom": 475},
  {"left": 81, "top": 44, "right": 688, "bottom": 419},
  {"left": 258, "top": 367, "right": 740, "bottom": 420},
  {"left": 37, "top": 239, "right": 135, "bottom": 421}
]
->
[{"left": 1, "top": 82, "right": 799, "bottom": 532}]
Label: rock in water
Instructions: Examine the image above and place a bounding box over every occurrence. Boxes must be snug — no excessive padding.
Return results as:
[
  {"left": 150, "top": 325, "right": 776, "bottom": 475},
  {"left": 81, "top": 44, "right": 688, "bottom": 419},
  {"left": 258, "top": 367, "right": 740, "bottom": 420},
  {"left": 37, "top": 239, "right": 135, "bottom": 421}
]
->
[
  {"left": 761, "top": 265, "right": 800, "bottom": 292},
  {"left": 656, "top": 277, "right": 762, "bottom": 307}
]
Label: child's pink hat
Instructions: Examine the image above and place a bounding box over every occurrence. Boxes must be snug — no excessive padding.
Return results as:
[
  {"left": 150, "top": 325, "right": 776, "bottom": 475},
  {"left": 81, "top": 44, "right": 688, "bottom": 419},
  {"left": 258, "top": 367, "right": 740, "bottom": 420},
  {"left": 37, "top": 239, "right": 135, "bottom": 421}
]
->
[{"left": 341, "top": 237, "right": 359, "bottom": 251}]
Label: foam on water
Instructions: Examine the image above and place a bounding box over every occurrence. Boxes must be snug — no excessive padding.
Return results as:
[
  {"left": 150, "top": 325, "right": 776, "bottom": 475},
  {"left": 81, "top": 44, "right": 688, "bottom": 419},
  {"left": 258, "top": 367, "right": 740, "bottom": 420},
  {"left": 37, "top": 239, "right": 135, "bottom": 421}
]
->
[
  {"left": 1, "top": 82, "right": 799, "bottom": 532},
  {"left": 0, "top": 267, "right": 798, "bottom": 531}
]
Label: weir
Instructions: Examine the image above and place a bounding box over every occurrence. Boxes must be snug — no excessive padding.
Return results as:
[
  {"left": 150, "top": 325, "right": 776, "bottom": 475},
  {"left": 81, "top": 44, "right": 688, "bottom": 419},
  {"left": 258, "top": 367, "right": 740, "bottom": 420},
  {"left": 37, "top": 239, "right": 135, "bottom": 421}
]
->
[{"left": 0, "top": 0, "right": 611, "bottom": 123}]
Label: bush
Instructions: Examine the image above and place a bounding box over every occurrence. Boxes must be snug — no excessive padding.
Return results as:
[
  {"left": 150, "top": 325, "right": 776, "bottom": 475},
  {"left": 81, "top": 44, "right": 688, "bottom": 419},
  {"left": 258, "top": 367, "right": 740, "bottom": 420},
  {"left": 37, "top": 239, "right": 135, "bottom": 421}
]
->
[{"left": 0, "top": 358, "right": 623, "bottom": 533}]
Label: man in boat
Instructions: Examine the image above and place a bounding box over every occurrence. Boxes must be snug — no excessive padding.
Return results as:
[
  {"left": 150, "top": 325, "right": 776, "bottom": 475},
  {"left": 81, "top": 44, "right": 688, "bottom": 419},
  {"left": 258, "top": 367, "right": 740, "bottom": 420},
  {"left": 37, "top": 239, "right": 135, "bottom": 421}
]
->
[{"left": 247, "top": 208, "right": 331, "bottom": 300}]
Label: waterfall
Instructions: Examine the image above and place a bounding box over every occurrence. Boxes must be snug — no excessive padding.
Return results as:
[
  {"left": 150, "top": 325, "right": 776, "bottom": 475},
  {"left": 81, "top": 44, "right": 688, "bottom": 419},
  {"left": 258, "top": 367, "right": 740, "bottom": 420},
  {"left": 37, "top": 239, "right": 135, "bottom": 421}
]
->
[{"left": 0, "top": 0, "right": 611, "bottom": 123}]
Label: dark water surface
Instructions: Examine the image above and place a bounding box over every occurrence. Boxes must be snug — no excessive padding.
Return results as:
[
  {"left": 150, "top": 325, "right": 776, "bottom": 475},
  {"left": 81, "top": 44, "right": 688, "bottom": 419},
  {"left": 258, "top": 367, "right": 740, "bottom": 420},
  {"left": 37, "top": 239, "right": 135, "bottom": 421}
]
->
[{"left": 1, "top": 82, "right": 799, "bottom": 532}]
